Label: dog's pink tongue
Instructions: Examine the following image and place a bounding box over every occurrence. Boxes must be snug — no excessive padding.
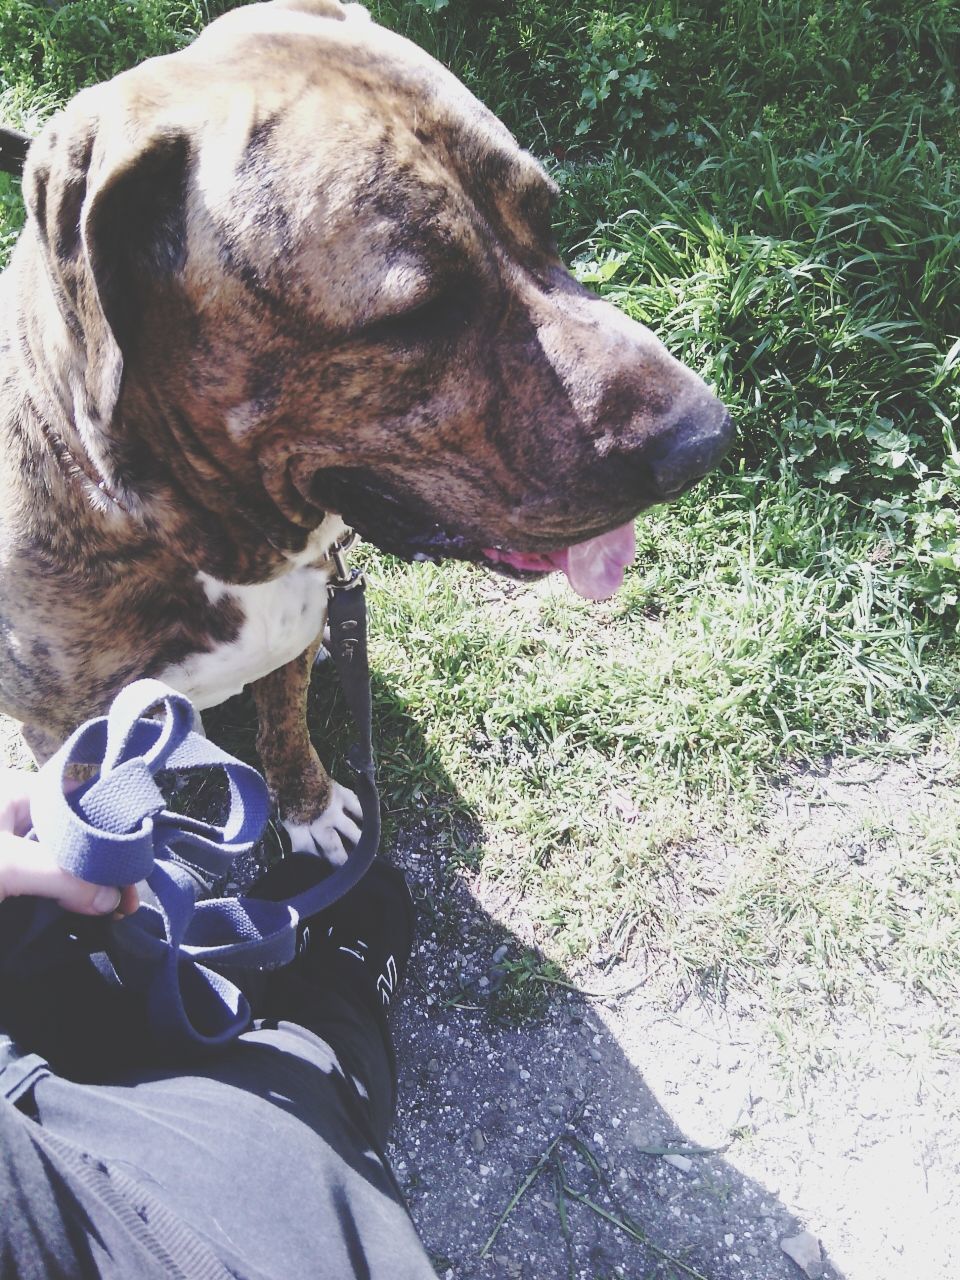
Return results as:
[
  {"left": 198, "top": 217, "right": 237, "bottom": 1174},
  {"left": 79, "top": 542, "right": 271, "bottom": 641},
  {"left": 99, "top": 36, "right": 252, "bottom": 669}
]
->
[
  {"left": 482, "top": 522, "right": 636, "bottom": 600},
  {"left": 551, "top": 523, "right": 637, "bottom": 599}
]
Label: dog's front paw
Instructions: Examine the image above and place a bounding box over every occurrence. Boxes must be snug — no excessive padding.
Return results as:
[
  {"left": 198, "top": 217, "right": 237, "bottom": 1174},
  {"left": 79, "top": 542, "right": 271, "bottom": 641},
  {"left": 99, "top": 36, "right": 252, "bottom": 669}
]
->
[{"left": 280, "top": 778, "right": 363, "bottom": 864}]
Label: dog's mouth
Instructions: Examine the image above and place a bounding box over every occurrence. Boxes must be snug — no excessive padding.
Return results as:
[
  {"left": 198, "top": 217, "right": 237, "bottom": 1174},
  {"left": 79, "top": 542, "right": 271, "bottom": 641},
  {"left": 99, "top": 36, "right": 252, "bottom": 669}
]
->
[
  {"left": 377, "top": 521, "right": 637, "bottom": 601},
  {"left": 307, "top": 468, "right": 637, "bottom": 600},
  {"left": 478, "top": 525, "right": 636, "bottom": 599}
]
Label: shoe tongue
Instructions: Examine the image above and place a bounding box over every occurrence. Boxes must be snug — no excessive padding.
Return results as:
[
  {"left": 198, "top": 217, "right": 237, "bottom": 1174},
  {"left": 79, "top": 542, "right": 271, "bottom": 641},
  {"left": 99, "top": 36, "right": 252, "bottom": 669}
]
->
[{"left": 553, "top": 522, "right": 636, "bottom": 600}]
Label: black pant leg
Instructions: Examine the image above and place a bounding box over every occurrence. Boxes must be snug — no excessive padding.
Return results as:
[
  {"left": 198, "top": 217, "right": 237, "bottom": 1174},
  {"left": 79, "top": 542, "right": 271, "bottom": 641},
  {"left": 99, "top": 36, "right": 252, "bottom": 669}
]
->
[{"left": 259, "top": 961, "right": 399, "bottom": 1148}]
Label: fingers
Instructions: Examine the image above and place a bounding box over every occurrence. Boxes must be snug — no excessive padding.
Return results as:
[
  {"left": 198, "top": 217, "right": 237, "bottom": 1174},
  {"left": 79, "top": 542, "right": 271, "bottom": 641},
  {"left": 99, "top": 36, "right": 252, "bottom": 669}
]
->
[
  {"left": 0, "top": 772, "right": 140, "bottom": 916},
  {"left": 117, "top": 883, "right": 140, "bottom": 916},
  {"left": 0, "top": 768, "right": 36, "bottom": 837},
  {"left": 0, "top": 769, "right": 84, "bottom": 838},
  {"left": 0, "top": 833, "right": 138, "bottom": 916}
]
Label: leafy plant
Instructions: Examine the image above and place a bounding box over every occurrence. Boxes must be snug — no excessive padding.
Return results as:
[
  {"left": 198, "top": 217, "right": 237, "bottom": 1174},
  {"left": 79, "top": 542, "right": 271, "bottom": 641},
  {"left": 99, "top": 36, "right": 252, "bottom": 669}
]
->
[
  {"left": 0, "top": 1, "right": 229, "bottom": 100},
  {"left": 573, "top": 12, "right": 670, "bottom": 141}
]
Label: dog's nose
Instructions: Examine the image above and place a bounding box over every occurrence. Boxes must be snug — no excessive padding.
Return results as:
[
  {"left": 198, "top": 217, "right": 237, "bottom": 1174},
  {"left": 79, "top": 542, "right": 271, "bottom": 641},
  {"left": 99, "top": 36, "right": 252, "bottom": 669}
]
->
[{"left": 648, "top": 403, "right": 734, "bottom": 499}]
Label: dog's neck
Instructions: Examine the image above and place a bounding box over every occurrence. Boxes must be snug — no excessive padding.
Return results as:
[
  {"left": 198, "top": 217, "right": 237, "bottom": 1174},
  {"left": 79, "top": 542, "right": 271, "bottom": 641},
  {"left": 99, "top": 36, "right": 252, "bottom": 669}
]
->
[
  {"left": 0, "top": 246, "right": 127, "bottom": 532},
  {"left": 1, "top": 242, "right": 333, "bottom": 585}
]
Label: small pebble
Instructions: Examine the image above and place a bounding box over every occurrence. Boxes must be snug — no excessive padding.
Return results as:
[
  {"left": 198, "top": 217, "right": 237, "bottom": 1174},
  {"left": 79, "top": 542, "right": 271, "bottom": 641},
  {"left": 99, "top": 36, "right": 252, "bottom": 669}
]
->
[
  {"left": 663, "top": 1153, "right": 693, "bottom": 1172},
  {"left": 780, "top": 1230, "right": 823, "bottom": 1278}
]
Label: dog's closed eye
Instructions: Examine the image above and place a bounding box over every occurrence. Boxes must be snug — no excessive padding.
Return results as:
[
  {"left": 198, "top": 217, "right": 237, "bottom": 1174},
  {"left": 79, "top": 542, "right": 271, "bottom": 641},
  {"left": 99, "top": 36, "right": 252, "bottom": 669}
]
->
[{"left": 365, "top": 284, "right": 473, "bottom": 349}]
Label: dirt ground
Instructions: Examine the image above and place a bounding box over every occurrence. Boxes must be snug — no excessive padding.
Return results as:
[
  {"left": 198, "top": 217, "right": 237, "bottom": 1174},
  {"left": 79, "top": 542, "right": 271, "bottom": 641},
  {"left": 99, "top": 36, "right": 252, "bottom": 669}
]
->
[{"left": 386, "top": 759, "right": 958, "bottom": 1280}]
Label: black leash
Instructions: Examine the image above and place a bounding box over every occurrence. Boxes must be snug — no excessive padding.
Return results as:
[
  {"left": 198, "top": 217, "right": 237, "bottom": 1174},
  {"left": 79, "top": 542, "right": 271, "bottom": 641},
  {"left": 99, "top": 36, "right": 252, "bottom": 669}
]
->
[
  {"left": 0, "top": 124, "right": 30, "bottom": 177},
  {"left": 309, "top": 539, "right": 382, "bottom": 901}
]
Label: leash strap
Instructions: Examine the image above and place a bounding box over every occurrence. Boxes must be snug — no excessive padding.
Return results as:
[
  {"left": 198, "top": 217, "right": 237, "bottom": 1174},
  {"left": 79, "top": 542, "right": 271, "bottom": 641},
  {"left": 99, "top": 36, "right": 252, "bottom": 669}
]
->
[
  {"left": 3, "top": 680, "right": 290, "bottom": 1048},
  {"left": 0, "top": 124, "right": 30, "bottom": 177},
  {"left": 0, "top": 575, "right": 381, "bottom": 1051}
]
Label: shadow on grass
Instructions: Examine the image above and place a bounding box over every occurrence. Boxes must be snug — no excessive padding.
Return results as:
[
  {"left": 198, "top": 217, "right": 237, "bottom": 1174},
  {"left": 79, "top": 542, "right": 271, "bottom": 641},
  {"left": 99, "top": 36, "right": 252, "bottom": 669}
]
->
[{"left": 198, "top": 665, "right": 845, "bottom": 1280}]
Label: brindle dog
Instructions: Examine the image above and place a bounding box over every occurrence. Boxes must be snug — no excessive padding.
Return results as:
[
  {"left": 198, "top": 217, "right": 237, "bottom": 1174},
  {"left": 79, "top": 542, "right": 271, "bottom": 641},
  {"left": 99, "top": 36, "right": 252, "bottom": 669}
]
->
[{"left": 0, "top": 0, "right": 731, "bottom": 859}]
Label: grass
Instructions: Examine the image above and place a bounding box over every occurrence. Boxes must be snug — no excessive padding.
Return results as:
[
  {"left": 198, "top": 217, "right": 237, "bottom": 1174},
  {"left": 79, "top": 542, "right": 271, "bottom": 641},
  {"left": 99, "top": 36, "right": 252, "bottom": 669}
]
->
[{"left": 2, "top": 0, "right": 960, "bottom": 1065}]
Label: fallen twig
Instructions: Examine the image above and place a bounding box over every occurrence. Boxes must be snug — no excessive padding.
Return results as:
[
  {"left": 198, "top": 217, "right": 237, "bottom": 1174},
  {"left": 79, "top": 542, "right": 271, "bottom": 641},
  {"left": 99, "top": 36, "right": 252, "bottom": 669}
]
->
[
  {"left": 558, "top": 1183, "right": 710, "bottom": 1280},
  {"left": 479, "top": 1109, "right": 584, "bottom": 1258}
]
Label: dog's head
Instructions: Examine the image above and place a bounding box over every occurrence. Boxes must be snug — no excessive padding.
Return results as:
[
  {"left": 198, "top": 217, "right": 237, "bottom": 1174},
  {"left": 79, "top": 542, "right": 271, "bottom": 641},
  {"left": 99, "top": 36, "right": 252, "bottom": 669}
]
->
[{"left": 20, "top": 0, "right": 731, "bottom": 598}]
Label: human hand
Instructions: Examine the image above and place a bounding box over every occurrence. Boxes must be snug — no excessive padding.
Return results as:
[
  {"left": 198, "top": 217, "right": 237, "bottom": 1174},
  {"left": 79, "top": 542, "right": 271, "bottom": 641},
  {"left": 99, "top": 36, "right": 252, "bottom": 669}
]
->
[{"left": 0, "top": 768, "right": 138, "bottom": 916}]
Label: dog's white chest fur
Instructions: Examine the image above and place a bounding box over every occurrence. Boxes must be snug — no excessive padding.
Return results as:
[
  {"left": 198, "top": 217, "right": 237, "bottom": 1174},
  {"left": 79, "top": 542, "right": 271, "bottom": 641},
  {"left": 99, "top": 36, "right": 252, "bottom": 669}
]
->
[
  {"left": 157, "top": 521, "right": 346, "bottom": 710},
  {"left": 158, "top": 566, "right": 333, "bottom": 709}
]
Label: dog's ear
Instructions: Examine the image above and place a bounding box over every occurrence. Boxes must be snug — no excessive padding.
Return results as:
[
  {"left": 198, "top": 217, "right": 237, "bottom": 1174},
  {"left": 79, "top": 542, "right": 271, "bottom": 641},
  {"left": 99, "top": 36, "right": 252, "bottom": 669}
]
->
[{"left": 23, "top": 109, "right": 189, "bottom": 439}]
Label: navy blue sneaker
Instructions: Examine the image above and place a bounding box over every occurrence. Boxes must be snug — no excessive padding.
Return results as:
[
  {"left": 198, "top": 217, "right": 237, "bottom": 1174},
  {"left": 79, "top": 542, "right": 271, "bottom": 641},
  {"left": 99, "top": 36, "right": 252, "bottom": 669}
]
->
[{"left": 248, "top": 855, "right": 415, "bottom": 1011}]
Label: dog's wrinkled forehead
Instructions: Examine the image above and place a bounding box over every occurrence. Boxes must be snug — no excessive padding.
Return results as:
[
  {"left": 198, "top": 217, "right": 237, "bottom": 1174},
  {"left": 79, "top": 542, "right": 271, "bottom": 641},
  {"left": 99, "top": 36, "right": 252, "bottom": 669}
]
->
[
  {"left": 176, "top": 0, "right": 555, "bottom": 325},
  {"left": 196, "top": 6, "right": 550, "bottom": 188}
]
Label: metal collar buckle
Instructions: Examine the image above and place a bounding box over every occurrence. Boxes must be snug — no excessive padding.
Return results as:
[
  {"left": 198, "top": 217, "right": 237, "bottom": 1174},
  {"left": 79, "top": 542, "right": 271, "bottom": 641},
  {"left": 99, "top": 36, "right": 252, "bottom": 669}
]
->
[{"left": 329, "top": 529, "right": 362, "bottom": 589}]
